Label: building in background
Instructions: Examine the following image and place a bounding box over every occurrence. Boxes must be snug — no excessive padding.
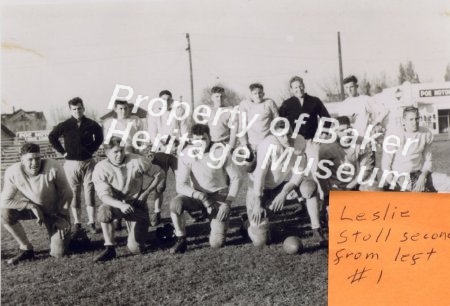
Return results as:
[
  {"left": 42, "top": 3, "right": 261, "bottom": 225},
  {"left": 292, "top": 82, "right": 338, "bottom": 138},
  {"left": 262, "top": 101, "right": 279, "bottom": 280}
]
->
[
  {"left": 326, "top": 82, "right": 450, "bottom": 135},
  {"left": 1, "top": 108, "right": 47, "bottom": 133}
]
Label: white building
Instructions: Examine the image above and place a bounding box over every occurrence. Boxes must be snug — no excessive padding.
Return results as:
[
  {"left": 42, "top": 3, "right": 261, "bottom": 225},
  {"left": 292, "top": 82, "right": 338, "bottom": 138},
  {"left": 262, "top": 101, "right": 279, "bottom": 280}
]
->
[{"left": 325, "top": 81, "right": 450, "bottom": 135}]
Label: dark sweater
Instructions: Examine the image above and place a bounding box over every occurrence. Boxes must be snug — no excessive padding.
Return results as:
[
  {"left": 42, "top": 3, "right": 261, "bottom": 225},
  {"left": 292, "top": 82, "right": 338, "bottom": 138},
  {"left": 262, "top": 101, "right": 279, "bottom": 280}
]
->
[
  {"left": 49, "top": 116, "right": 104, "bottom": 161},
  {"left": 279, "top": 94, "right": 331, "bottom": 139}
]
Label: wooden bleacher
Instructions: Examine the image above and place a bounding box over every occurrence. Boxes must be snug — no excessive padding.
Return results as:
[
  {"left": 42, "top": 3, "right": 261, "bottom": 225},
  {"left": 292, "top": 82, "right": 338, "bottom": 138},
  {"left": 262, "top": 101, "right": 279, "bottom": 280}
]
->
[{"left": 1, "top": 139, "right": 106, "bottom": 176}]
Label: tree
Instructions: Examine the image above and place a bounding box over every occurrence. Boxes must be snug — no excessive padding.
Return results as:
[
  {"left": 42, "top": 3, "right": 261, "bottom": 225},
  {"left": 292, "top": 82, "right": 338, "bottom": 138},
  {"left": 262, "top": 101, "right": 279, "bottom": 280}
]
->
[
  {"left": 198, "top": 83, "right": 243, "bottom": 107},
  {"left": 320, "top": 77, "right": 342, "bottom": 102},
  {"left": 398, "top": 60, "right": 420, "bottom": 85},
  {"left": 445, "top": 64, "right": 450, "bottom": 82}
]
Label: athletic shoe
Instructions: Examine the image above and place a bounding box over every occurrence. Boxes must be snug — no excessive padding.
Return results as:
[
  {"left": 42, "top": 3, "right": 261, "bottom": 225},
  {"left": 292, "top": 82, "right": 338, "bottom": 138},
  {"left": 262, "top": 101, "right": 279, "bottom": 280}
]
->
[
  {"left": 94, "top": 246, "right": 117, "bottom": 262},
  {"left": 7, "top": 249, "right": 35, "bottom": 265},
  {"left": 150, "top": 212, "right": 161, "bottom": 227},
  {"left": 170, "top": 236, "right": 187, "bottom": 254},
  {"left": 88, "top": 223, "right": 99, "bottom": 234}
]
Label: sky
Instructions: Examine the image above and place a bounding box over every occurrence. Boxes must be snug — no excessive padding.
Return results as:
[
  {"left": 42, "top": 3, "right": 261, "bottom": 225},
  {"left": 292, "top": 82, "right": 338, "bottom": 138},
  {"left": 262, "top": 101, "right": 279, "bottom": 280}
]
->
[{"left": 1, "top": 0, "right": 449, "bottom": 125}]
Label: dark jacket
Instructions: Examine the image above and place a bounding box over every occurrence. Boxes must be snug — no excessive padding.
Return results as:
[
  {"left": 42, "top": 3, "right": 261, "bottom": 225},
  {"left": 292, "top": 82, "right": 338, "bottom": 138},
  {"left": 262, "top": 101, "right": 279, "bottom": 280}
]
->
[
  {"left": 279, "top": 94, "right": 331, "bottom": 139},
  {"left": 49, "top": 116, "right": 104, "bottom": 161}
]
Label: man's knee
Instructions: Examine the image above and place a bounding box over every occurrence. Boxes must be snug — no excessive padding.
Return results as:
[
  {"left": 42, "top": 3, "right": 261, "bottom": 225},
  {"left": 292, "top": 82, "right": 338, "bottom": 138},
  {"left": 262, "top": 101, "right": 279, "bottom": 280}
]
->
[
  {"left": 97, "top": 205, "right": 115, "bottom": 223},
  {"left": 300, "top": 180, "right": 317, "bottom": 199},
  {"left": 170, "top": 196, "right": 186, "bottom": 215},
  {"left": 209, "top": 219, "right": 228, "bottom": 248},
  {"left": 1, "top": 209, "right": 20, "bottom": 226}
]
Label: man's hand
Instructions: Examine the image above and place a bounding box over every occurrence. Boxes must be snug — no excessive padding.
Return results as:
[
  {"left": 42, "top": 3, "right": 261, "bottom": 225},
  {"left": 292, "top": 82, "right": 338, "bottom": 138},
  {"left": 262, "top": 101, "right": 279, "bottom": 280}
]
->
[
  {"left": 251, "top": 205, "right": 267, "bottom": 226},
  {"left": 28, "top": 204, "right": 44, "bottom": 226},
  {"left": 413, "top": 173, "right": 427, "bottom": 192},
  {"left": 269, "top": 192, "right": 287, "bottom": 212},
  {"left": 120, "top": 201, "right": 135, "bottom": 215},
  {"left": 198, "top": 193, "right": 213, "bottom": 209},
  {"left": 53, "top": 216, "right": 71, "bottom": 240},
  {"left": 216, "top": 202, "right": 231, "bottom": 222}
]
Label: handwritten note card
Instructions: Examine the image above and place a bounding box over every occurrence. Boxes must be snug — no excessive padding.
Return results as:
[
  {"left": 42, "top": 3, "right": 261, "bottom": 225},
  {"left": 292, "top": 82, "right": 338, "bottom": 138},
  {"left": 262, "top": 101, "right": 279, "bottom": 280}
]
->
[{"left": 328, "top": 191, "right": 450, "bottom": 306}]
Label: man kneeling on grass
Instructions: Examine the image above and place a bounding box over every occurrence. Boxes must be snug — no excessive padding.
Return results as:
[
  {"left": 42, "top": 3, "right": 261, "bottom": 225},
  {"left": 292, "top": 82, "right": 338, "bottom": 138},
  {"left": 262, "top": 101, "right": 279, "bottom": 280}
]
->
[
  {"left": 92, "top": 136, "right": 165, "bottom": 262},
  {"left": 245, "top": 121, "right": 326, "bottom": 247},
  {"left": 169, "top": 124, "right": 242, "bottom": 254},
  {"left": 1, "top": 143, "right": 72, "bottom": 265}
]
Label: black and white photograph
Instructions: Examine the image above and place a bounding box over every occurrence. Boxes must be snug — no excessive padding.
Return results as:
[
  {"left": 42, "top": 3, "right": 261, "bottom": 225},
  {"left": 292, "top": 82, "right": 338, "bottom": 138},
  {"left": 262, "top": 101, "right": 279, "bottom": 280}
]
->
[{"left": 1, "top": 0, "right": 450, "bottom": 305}]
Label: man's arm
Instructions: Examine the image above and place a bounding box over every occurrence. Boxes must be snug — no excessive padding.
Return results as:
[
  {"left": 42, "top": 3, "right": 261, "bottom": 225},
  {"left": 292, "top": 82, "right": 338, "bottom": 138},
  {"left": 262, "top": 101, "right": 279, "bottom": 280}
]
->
[
  {"left": 223, "top": 155, "right": 242, "bottom": 204},
  {"left": 238, "top": 102, "right": 249, "bottom": 147},
  {"left": 53, "top": 164, "right": 73, "bottom": 215},
  {"left": 252, "top": 147, "right": 270, "bottom": 199},
  {"left": 48, "top": 122, "right": 66, "bottom": 155},
  {"left": 92, "top": 165, "right": 131, "bottom": 212},
  {"left": 175, "top": 155, "right": 196, "bottom": 197},
  {"left": 413, "top": 130, "right": 434, "bottom": 192},
  {"left": 88, "top": 121, "right": 104, "bottom": 154},
  {"left": 367, "top": 96, "right": 389, "bottom": 127}
]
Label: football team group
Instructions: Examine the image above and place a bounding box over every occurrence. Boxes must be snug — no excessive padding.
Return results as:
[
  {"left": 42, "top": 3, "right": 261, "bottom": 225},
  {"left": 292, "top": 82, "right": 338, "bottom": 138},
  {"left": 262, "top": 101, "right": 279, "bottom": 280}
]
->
[{"left": 2, "top": 75, "right": 449, "bottom": 264}]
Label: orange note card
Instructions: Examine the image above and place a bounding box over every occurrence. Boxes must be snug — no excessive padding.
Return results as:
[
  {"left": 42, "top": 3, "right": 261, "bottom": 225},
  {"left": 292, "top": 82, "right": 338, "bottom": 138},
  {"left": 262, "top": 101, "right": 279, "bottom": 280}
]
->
[{"left": 328, "top": 191, "right": 450, "bottom": 306}]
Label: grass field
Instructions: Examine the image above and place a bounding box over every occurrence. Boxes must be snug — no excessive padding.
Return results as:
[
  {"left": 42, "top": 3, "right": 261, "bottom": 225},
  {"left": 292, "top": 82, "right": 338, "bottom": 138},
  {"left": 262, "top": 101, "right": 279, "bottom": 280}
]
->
[{"left": 2, "top": 141, "right": 449, "bottom": 306}]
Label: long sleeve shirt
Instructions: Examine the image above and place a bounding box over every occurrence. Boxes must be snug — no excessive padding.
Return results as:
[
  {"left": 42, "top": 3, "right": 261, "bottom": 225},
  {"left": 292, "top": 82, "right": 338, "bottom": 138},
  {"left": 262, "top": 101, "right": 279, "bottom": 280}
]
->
[
  {"left": 1, "top": 160, "right": 73, "bottom": 215},
  {"left": 279, "top": 94, "right": 331, "bottom": 140},
  {"left": 318, "top": 137, "right": 375, "bottom": 190},
  {"left": 238, "top": 98, "right": 279, "bottom": 149},
  {"left": 146, "top": 106, "right": 189, "bottom": 150},
  {"left": 49, "top": 116, "right": 104, "bottom": 161},
  {"left": 252, "top": 135, "right": 304, "bottom": 195},
  {"left": 102, "top": 116, "right": 143, "bottom": 146},
  {"left": 176, "top": 146, "right": 241, "bottom": 202},
  {"left": 92, "top": 153, "right": 157, "bottom": 203},
  {"left": 340, "top": 95, "right": 389, "bottom": 136},
  {"left": 382, "top": 127, "right": 433, "bottom": 174}
]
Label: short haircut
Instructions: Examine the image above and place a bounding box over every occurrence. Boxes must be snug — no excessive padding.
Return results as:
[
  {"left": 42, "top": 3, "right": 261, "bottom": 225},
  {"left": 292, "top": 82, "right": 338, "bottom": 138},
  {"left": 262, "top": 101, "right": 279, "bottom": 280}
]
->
[
  {"left": 191, "top": 124, "right": 210, "bottom": 136},
  {"left": 114, "top": 100, "right": 128, "bottom": 108},
  {"left": 289, "top": 76, "right": 304, "bottom": 87},
  {"left": 211, "top": 86, "right": 225, "bottom": 94},
  {"left": 21, "top": 143, "right": 40, "bottom": 155},
  {"left": 403, "top": 106, "right": 419, "bottom": 118},
  {"left": 343, "top": 75, "right": 358, "bottom": 85},
  {"left": 104, "top": 136, "right": 124, "bottom": 150},
  {"left": 68, "top": 97, "right": 84, "bottom": 108},
  {"left": 249, "top": 83, "right": 263, "bottom": 91},
  {"left": 336, "top": 116, "right": 351, "bottom": 126},
  {"left": 159, "top": 90, "right": 172, "bottom": 98}
]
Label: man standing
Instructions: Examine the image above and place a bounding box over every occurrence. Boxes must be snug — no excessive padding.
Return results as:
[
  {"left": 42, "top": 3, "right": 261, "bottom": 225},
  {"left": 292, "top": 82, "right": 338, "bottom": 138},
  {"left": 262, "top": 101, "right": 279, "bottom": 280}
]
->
[
  {"left": 92, "top": 136, "right": 165, "bottom": 262},
  {"left": 279, "top": 76, "right": 330, "bottom": 141},
  {"left": 340, "top": 75, "right": 388, "bottom": 136},
  {"left": 279, "top": 76, "right": 331, "bottom": 200},
  {"left": 246, "top": 121, "right": 325, "bottom": 246},
  {"left": 382, "top": 107, "right": 450, "bottom": 192},
  {"left": 1, "top": 143, "right": 72, "bottom": 265},
  {"left": 205, "top": 86, "right": 238, "bottom": 148},
  {"left": 102, "top": 99, "right": 144, "bottom": 153},
  {"left": 49, "top": 97, "right": 104, "bottom": 234},
  {"left": 169, "top": 124, "right": 242, "bottom": 254},
  {"left": 146, "top": 90, "right": 189, "bottom": 226}
]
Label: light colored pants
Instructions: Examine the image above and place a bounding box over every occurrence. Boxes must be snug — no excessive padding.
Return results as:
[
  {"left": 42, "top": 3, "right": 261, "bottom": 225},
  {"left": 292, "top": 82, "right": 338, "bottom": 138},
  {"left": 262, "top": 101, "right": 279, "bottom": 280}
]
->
[{"left": 64, "top": 159, "right": 96, "bottom": 209}]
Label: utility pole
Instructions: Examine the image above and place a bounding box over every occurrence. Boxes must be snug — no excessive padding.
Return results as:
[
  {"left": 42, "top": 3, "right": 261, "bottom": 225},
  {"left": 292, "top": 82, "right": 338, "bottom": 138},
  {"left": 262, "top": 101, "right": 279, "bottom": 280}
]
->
[
  {"left": 186, "top": 33, "right": 194, "bottom": 107},
  {"left": 338, "top": 32, "right": 345, "bottom": 100}
]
